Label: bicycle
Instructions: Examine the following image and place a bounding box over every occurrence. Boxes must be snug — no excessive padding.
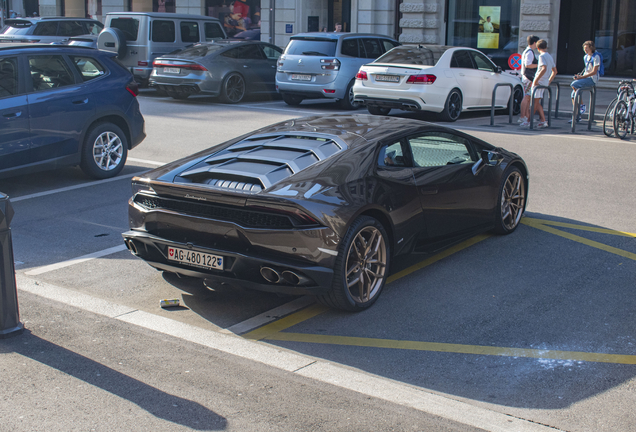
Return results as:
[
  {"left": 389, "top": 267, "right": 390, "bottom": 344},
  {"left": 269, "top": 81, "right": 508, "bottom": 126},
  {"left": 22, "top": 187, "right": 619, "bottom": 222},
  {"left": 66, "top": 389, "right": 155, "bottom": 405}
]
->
[
  {"left": 603, "top": 80, "right": 634, "bottom": 137},
  {"left": 613, "top": 87, "right": 636, "bottom": 139}
]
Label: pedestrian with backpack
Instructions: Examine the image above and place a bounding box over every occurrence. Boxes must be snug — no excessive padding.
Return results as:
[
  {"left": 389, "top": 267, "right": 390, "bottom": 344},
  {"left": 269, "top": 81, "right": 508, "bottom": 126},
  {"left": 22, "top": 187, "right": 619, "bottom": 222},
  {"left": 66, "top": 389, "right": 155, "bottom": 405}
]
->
[{"left": 570, "top": 40, "right": 602, "bottom": 123}]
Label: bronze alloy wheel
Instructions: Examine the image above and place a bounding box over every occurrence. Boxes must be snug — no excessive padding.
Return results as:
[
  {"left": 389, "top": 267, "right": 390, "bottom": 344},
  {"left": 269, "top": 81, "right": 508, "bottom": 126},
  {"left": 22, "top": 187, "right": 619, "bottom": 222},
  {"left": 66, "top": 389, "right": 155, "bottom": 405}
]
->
[
  {"left": 345, "top": 225, "right": 388, "bottom": 304},
  {"left": 93, "top": 131, "right": 124, "bottom": 172},
  {"left": 500, "top": 169, "right": 526, "bottom": 231}
]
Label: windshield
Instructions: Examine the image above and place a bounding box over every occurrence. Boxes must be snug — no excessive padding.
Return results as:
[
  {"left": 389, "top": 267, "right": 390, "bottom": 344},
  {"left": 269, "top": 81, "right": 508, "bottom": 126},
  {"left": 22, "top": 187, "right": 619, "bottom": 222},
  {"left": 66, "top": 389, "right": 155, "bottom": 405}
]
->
[
  {"left": 285, "top": 38, "right": 337, "bottom": 56},
  {"left": 1, "top": 21, "right": 33, "bottom": 35},
  {"left": 109, "top": 18, "right": 139, "bottom": 41},
  {"left": 172, "top": 44, "right": 226, "bottom": 58},
  {"left": 374, "top": 46, "right": 452, "bottom": 66}
]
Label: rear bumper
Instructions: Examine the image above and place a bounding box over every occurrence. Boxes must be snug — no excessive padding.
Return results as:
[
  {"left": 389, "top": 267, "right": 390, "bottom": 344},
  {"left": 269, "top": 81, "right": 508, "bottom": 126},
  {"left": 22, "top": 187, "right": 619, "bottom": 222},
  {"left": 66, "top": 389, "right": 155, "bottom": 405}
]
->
[
  {"left": 355, "top": 96, "right": 423, "bottom": 111},
  {"left": 276, "top": 79, "right": 346, "bottom": 100}
]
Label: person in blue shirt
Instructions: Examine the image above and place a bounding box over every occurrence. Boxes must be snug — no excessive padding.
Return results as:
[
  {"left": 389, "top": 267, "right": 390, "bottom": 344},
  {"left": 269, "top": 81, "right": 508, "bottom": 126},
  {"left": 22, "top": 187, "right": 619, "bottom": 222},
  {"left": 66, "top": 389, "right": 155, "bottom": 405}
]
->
[{"left": 570, "top": 40, "right": 600, "bottom": 123}]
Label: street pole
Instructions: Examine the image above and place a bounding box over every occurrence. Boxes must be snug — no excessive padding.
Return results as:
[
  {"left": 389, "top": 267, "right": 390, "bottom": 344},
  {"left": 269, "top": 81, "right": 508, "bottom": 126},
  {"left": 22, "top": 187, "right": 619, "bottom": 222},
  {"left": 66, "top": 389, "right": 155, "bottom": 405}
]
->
[{"left": 0, "top": 193, "right": 23, "bottom": 339}]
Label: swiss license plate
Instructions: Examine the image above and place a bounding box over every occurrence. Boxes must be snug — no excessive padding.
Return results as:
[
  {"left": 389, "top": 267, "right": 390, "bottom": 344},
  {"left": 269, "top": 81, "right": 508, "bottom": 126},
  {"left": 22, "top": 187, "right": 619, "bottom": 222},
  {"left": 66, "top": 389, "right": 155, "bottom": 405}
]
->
[
  {"left": 167, "top": 246, "right": 223, "bottom": 270},
  {"left": 164, "top": 67, "right": 181, "bottom": 73},
  {"left": 291, "top": 74, "right": 312, "bottom": 81},
  {"left": 375, "top": 74, "right": 400, "bottom": 82}
]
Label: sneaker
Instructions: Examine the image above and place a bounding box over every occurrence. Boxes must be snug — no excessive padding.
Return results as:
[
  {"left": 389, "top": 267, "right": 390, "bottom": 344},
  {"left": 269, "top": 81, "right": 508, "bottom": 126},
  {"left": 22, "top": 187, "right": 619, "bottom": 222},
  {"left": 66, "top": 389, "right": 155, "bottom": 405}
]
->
[
  {"left": 567, "top": 117, "right": 582, "bottom": 124},
  {"left": 537, "top": 121, "right": 549, "bottom": 128},
  {"left": 580, "top": 104, "right": 586, "bottom": 114},
  {"left": 519, "top": 121, "right": 530, "bottom": 128},
  {"left": 517, "top": 116, "right": 528, "bottom": 123}
]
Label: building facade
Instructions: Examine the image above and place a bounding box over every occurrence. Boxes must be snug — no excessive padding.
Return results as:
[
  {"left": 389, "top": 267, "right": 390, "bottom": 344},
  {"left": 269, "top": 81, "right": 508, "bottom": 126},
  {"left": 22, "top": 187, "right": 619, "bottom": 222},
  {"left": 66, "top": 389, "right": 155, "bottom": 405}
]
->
[{"left": 10, "top": 0, "right": 634, "bottom": 77}]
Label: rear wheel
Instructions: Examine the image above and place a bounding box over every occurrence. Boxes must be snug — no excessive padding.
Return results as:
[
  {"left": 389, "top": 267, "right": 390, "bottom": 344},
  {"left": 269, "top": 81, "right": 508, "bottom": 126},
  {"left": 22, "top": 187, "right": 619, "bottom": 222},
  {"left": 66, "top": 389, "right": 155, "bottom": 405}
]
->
[
  {"left": 339, "top": 80, "right": 360, "bottom": 110},
  {"left": 219, "top": 73, "right": 246, "bottom": 104},
  {"left": 603, "top": 98, "right": 618, "bottom": 137},
  {"left": 493, "top": 167, "right": 526, "bottom": 234},
  {"left": 80, "top": 122, "right": 128, "bottom": 179},
  {"left": 282, "top": 93, "right": 304, "bottom": 106},
  {"left": 368, "top": 105, "right": 391, "bottom": 116},
  {"left": 439, "top": 89, "right": 462, "bottom": 122},
  {"left": 317, "top": 216, "right": 390, "bottom": 311},
  {"left": 507, "top": 86, "right": 523, "bottom": 116},
  {"left": 613, "top": 100, "right": 630, "bottom": 139}
]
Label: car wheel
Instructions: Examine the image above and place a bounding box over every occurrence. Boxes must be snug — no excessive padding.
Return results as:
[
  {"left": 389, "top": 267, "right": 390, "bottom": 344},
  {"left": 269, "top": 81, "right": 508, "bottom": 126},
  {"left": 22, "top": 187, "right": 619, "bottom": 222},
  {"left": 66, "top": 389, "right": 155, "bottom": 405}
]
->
[
  {"left": 339, "top": 80, "right": 360, "bottom": 110},
  {"left": 368, "top": 105, "right": 391, "bottom": 116},
  {"left": 282, "top": 93, "right": 304, "bottom": 106},
  {"left": 219, "top": 73, "right": 246, "bottom": 104},
  {"left": 439, "top": 89, "right": 462, "bottom": 122},
  {"left": 80, "top": 122, "right": 128, "bottom": 179},
  {"left": 508, "top": 86, "right": 523, "bottom": 116},
  {"left": 493, "top": 166, "right": 526, "bottom": 234},
  {"left": 317, "top": 216, "right": 390, "bottom": 311}
]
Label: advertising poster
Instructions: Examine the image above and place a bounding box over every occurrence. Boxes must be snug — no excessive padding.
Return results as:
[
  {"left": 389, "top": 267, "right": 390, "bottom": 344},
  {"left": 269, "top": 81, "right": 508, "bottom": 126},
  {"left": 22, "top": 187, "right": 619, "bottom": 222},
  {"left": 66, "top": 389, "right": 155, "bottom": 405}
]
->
[
  {"left": 477, "top": 6, "right": 500, "bottom": 49},
  {"left": 206, "top": 0, "right": 261, "bottom": 38}
]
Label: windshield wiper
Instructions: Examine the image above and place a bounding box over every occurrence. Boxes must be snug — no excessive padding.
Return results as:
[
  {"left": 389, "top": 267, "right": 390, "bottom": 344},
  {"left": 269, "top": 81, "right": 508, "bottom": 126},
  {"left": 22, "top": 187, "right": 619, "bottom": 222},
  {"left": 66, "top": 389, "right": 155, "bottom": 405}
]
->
[{"left": 301, "top": 51, "right": 328, "bottom": 56}]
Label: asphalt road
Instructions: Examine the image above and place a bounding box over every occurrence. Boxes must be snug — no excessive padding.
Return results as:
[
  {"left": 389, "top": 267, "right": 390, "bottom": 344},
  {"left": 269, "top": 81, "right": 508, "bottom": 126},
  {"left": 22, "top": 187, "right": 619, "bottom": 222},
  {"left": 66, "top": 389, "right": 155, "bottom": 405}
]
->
[{"left": 2, "top": 91, "right": 635, "bottom": 432}]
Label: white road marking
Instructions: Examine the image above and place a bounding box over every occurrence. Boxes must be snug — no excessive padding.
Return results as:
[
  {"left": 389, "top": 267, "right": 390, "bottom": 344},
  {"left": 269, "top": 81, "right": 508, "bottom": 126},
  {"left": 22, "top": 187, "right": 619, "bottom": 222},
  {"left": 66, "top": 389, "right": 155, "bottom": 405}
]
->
[
  {"left": 221, "top": 296, "right": 316, "bottom": 335},
  {"left": 127, "top": 157, "right": 166, "bottom": 166},
  {"left": 17, "top": 275, "right": 559, "bottom": 432},
  {"left": 24, "top": 244, "right": 128, "bottom": 276}
]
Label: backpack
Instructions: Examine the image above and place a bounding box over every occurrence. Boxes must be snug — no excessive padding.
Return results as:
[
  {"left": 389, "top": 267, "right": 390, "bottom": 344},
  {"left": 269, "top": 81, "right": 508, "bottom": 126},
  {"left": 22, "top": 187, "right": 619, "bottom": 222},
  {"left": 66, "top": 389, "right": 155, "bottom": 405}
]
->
[{"left": 586, "top": 52, "right": 604, "bottom": 77}]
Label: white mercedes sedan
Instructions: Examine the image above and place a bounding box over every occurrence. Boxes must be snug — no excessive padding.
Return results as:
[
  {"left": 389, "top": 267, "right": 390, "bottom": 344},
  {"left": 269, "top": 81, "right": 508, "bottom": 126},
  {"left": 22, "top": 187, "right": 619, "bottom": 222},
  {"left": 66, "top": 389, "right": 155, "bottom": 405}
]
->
[{"left": 353, "top": 45, "right": 523, "bottom": 121}]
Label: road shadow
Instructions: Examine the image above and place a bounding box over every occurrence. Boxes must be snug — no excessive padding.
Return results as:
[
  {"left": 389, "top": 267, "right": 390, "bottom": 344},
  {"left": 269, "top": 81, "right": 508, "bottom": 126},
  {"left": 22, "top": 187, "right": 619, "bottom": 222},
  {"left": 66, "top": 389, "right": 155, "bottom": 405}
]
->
[{"left": 0, "top": 329, "right": 227, "bottom": 430}]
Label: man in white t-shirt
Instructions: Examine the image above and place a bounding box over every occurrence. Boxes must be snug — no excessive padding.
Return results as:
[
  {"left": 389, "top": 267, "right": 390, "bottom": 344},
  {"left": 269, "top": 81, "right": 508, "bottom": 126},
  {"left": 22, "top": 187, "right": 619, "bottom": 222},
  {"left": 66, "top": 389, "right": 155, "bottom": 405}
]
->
[
  {"left": 524, "top": 39, "right": 557, "bottom": 128},
  {"left": 483, "top": 17, "right": 493, "bottom": 33},
  {"left": 569, "top": 40, "right": 600, "bottom": 122},
  {"left": 519, "top": 35, "right": 539, "bottom": 125}
]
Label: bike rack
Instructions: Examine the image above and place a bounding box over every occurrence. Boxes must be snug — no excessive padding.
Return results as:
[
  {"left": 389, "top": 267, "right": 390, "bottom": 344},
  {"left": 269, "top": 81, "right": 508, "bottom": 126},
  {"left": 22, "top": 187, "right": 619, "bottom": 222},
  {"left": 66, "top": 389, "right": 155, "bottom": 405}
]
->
[
  {"left": 529, "top": 85, "right": 553, "bottom": 130},
  {"left": 553, "top": 82, "right": 561, "bottom": 118},
  {"left": 571, "top": 86, "right": 596, "bottom": 133},
  {"left": 490, "top": 83, "right": 514, "bottom": 126}
]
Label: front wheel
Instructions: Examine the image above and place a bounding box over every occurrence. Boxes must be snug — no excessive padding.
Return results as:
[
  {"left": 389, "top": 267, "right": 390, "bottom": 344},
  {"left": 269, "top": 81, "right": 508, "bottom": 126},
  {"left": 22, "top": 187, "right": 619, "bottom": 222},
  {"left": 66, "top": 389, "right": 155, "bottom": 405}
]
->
[
  {"left": 317, "top": 216, "right": 390, "bottom": 311},
  {"left": 219, "top": 73, "right": 246, "bottom": 104},
  {"left": 493, "top": 166, "right": 526, "bottom": 234},
  {"left": 368, "top": 105, "right": 391, "bottom": 116},
  {"left": 80, "top": 122, "right": 128, "bottom": 179},
  {"left": 439, "top": 89, "right": 462, "bottom": 122},
  {"left": 603, "top": 97, "right": 618, "bottom": 137},
  {"left": 613, "top": 100, "right": 630, "bottom": 139}
]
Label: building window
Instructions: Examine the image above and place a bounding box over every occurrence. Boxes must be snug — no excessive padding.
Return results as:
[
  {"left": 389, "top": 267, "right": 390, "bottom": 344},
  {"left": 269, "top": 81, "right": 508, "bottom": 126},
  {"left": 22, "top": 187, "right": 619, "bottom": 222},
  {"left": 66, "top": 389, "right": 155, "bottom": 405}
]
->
[{"left": 206, "top": 0, "right": 261, "bottom": 38}]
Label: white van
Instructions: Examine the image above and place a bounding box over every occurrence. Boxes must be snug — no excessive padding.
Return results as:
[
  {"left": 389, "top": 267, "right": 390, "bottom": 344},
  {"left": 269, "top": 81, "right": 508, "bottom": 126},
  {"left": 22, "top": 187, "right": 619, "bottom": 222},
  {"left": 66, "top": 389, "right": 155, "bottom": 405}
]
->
[{"left": 98, "top": 12, "right": 226, "bottom": 85}]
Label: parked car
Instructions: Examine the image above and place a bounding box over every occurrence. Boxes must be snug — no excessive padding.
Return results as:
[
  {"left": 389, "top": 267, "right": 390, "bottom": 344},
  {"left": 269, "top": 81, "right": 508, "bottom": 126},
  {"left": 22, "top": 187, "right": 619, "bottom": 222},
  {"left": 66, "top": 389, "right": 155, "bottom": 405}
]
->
[
  {"left": 353, "top": 45, "right": 523, "bottom": 121},
  {"left": 276, "top": 33, "right": 400, "bottom": 109},
  {"left": 122, "top": 114, "right": 528, "bottom": 311},
  {"left": 0, "top": 17, "right": 103, "bottom": 44},
  {"left": 97, "top": 12, "right": 226, "bottom": 87},
  {"left": 0, "top": 44, "right": 145, "bottom": 179},
  {"left": 150, "top": 40, "right": 282, "bottom": 102}
]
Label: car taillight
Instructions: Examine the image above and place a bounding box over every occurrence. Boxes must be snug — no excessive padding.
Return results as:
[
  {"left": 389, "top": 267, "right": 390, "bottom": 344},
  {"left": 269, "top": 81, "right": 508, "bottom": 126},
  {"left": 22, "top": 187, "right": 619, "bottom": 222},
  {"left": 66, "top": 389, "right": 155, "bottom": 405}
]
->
[
  {"left": 321, "top": 58, "right": 340, "bottom": 70},
  {"left": 277, "top": 55, "right": 285, "bottom": 69},
  {"left": 356, "top": 71, "right": 368, "bottom": 80},
  {"left": 126, "top": 81, "right": 139, "bottom": 97},
  {"left": 152, "top": 61, "right": 208, "bottom": 71},
  {"left": 406, "top": 74, "right": 437, "bottom": 84}
]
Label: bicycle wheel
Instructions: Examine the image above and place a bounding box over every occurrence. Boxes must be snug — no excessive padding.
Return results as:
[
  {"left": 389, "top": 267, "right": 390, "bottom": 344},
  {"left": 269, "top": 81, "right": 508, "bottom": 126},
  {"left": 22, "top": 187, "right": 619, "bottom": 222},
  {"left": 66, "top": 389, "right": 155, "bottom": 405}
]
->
[
  {"left": 612, "top": 100, "right": 630, "bottom": 139},
  {"left": 603, "top": 97, "right": 618, "bottom": 137}
]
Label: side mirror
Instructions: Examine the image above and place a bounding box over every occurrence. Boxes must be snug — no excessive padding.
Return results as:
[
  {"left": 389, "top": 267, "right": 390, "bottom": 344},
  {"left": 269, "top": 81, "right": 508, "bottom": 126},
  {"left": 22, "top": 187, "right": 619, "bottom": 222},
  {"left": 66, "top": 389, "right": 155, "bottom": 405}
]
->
[
  {"left": 472, "top": 150, "right": 503, "bottom": 176},
  {"left": 496, "top": 66, "right": 503, "bottom": 74}
]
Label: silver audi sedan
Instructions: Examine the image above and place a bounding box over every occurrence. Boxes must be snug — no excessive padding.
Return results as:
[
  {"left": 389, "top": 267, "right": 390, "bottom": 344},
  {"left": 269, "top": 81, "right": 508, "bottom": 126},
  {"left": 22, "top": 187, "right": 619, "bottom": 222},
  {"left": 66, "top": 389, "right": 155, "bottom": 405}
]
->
[{"left": 149, "top": 40, "right": 283, "bottom": 103}]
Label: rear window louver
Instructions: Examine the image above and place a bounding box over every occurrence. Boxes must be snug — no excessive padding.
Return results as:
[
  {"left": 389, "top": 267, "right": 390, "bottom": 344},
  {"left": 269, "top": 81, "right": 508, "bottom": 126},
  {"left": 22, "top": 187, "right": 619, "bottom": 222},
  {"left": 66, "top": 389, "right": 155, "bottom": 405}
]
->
[{"left": 176, "top": 134, "right": 346, "bottom": 192}]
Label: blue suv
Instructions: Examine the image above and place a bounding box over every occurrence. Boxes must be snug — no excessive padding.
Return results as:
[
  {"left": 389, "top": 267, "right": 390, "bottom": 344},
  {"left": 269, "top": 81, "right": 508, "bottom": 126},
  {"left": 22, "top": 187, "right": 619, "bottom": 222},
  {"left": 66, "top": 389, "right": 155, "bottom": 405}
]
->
[{"left": 0, "top": 44, "right": 145, "bottom": 179}]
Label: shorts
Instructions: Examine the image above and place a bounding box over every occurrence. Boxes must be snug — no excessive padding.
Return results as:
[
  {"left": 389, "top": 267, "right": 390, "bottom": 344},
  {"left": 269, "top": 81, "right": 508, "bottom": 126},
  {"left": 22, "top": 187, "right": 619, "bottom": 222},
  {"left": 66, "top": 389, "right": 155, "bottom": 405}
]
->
[
  {"left": 570, "top": 77, "right": 596, "bottom": 98},
  {"left": 532, "top": 87, "right": 544, "bottom": 99},
  {"left": 522, "top": 78, "right": 532, "bottom": 96}
]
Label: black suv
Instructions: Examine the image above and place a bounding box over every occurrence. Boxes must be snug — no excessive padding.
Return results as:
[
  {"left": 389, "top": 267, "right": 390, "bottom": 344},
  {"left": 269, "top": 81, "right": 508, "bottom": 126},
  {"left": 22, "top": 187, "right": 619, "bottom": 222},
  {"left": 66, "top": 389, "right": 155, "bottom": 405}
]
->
[{"left": 0, "top": 17, "right": 103, "bottom": 44}]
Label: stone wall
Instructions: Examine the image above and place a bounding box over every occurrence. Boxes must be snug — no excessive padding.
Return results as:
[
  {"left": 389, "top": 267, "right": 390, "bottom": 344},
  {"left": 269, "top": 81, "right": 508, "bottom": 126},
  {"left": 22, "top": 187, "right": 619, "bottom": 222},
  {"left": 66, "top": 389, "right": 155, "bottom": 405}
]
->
[
  {"left": 357, "top": 0, "right": 394, "bottom": 37},
  {"left": 398, "top": 0, "right": 443, "bottom": 44},
  {"left": 519, "top": 0, "right": 560, "bottom": 56}
]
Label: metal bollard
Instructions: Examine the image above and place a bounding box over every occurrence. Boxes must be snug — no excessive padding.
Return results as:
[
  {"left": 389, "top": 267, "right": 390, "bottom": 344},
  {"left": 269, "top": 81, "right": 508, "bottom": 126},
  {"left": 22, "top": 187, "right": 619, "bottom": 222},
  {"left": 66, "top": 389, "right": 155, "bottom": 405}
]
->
[{"left": 0, "top": 193, "right": 23, "bottom": 339}]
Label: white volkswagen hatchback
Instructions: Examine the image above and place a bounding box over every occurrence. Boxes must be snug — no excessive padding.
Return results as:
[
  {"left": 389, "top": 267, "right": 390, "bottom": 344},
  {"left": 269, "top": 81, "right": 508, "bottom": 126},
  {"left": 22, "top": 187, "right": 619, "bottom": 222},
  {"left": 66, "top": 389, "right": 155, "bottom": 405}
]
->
[{"left": 353, "top": 45, "right": 523, "bottom": 121}]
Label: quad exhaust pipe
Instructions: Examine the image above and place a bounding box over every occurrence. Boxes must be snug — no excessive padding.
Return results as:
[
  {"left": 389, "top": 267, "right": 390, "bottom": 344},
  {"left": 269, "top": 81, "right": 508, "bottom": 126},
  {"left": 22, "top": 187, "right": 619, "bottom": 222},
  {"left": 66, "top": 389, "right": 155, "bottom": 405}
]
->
[
  {"left": 260, "top": 267, "right": 281, "bottom": 284},
  {"left": 260, "top": 267, "right": 310, "bottom": 286},
  {"left": 126, "top": 239, "right": 139, "bottom": 256},
  {"left": 281, "top": 270, "right": 309, "bottom": 286}
]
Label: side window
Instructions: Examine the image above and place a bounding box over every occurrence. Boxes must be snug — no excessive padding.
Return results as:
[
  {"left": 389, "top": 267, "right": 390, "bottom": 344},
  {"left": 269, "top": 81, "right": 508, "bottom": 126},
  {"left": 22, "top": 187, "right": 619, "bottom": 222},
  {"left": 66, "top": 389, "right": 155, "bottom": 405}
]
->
[
  {"left": 221, "top": 47, "right": 240, "bottom": 59},
  {"left": 33, "top": 22, "right": 58, "bottom": 36},
  {"left": 341, "top": 39, "right": 359, "bottom": 57},
  {"left": 69, "top": 56, "right": 106, "bottom": 82},
  {"left": 180, "top": 22, "right": 200, "bottom": 43},
  {"left": 0, "top": 57, "right": 19, "bottom": 98},
  {"left": 28, "top": 55, "right": 76, "bottom": 92},
  {"left": 381, "top": 40, "right": 399, "bottom": 52},
  {"left": 262, "top": 45, "right": 282, "bottom": 60},
  {"left": 204, "top": 22, "right": 225, "bottom": 41},
  {"left": 407, "top": 133, "right": 475, "bottom": 167},
  {"left": 470, "top": 51, "right": 496, "bottom": 72},
  {"left": 58, "top": 21, "right": 86, "bottom": 37},
  {"left": 152, "top": 20, "right": 175, "bottom": 43},
  {"left": 378, "top": 142, "right": 407, "bottom": 167},
  {"left": 236, "top": 44, "right": 265, "bottom": 60},
  {"left": 361, "top": 38, "right": 383, "bottom": 59},
  {"left": 451, "top": 50, "right": 474, "bottom": 69},
  {"left": 84, "top": 21, "right": 104, "bottom": 35}
]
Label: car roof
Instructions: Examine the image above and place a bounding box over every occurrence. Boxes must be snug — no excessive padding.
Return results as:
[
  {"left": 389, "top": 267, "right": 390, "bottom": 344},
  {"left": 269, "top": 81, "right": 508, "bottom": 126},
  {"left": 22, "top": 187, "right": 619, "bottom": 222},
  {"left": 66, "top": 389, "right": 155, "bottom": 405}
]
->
[
  {"left": 291, "top": 32, "right": 395, "bottom": 40},
  {"left": 5, "top": 17, "right": 101, "bottom": 24},
  {"left": 0, "top": 43, "right": 108, "bottom": 53},
  {"left": 105, "top": 12, "right": 220, "bottom": 21}
]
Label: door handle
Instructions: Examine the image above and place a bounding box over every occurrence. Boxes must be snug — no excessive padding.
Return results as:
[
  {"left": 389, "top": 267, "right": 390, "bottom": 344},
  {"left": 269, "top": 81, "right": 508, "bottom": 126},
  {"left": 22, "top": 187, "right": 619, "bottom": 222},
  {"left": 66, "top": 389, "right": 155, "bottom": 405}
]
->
[
  {"left": 2, "top": 111, "right": 21, "bottom": 118},
  {"left": 420, "top": 187, "right": 438, "bottom": 195},
  {"left": 72, "top": 98, "right": 89, "bottom": 104}
]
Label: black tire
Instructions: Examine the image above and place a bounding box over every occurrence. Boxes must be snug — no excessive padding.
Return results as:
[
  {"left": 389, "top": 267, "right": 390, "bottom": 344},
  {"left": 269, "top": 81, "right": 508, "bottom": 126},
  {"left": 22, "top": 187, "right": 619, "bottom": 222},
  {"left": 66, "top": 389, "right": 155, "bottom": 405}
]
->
[
  {"left": 339, "top": 80, "right": 360, "bottom": 110},
  {"left": 439, "top": 89, "right": 462, "bottom": 122},
  {"left": 219, "top": 72, "right": 246, "bottom": 104},
  {"left": 282, "top": 93, "right": 304, "bottom": 106},
  {"left": 613, "top": 100, "right": 630, "bottom": 140},
  {"left": 368, "top": 105, "right": 391, "bottom": 116},
  {"left": 508, "top": 86, "right": 523, "bottom": 116},
  {"left": 493, "top": 166, "right": 526, "bottom": 235},
  {"left": 603, "top": 98, "right": 618, "bottom": 137},
  {"left": 317, "top": 216, "right": 390, "bottom": 311},
  {"left": 80, "top": 122, "right": 128, "bottom": 179}
]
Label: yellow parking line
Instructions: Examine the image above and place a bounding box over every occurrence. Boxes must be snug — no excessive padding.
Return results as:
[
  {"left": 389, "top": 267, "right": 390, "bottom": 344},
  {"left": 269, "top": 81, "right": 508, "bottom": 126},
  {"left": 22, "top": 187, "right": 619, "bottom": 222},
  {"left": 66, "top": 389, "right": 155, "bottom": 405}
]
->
[
  {"left": 266, "top": 333, "right": 636, "bottom": 365},
  {"left": 523, "top": 217, "right": 636, "bottom": 237},
  {"left": 523, "top": 218, "right": 636, "bottom": 261}
]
